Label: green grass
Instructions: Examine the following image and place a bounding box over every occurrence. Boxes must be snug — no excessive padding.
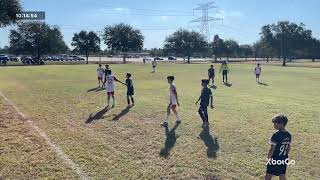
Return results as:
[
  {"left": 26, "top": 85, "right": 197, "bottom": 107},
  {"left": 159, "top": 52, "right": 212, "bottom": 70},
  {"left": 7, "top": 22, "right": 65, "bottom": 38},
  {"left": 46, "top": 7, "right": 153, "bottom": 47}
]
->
[{"left": 0, "top": 63, "right": 319, "bottom": 179}]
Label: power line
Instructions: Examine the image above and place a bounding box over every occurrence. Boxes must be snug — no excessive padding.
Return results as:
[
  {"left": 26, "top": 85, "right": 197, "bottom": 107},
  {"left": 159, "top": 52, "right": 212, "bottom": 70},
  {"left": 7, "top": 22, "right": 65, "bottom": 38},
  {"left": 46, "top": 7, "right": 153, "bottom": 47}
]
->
[
  {"left": 189, "top": 0, "right": 223, "bottom": 41},
  {"left": 82, "top": 1, "right": 199, "bottom": 14}
]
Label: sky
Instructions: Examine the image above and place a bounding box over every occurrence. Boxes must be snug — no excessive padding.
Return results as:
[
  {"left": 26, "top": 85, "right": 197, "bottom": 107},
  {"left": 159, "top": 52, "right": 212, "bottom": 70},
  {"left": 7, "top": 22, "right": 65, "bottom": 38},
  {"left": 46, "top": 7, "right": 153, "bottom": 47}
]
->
[{"left": 0, "top": 0, "right": 319, "bottom": 49}]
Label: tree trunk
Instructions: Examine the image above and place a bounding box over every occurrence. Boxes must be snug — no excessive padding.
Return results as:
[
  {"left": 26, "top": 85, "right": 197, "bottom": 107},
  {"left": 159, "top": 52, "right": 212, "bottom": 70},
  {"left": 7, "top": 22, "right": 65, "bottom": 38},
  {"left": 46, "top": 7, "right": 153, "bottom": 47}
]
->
[
  {"left": 187, "top": 56, "right": 190, "bottom": 64},
  {"left": 86, "top": 50, "right": 89, "bottom": 64},
  {"left": 312, "top": 58, "right": 315, "bottom": 62},
  {"left": 37, "top": 49, "right": 41, "bottom": 65},
  {"left": 123, "top": 53, "right": 127, "bottom": 64},
  {"left": 282, "top": 57, "right": 286, "bottom": 66},
  {"left": 267, "top": 57, "right": 269, "bottom": 63}
]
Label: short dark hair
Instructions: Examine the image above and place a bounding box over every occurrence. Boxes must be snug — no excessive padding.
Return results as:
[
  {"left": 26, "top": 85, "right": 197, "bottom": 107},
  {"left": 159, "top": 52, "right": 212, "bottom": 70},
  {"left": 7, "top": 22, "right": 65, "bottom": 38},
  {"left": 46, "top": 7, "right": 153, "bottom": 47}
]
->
[
  {"left": 210, "top": 65, "right": 213, "bottom": 67},
  {"left": 167, "top": 76, "right": 175, "bottom": 81},
  {"left": 99, "top": 64, "right": 102, "bottom": 66},
  {"left": 257, "top": 63, "right": 260, "bottom": 66},
  {"left": 126, "top": 73, "right": 131, "bottom": 77},
  {"left": 272, "top": 114, "right": 288, "bottom": 126},
  {"left": 202, "top": 79, "right": 209, "bottom": 85},
  {"left": 106, "top": 69, "right": 112, "bottom": 75}
]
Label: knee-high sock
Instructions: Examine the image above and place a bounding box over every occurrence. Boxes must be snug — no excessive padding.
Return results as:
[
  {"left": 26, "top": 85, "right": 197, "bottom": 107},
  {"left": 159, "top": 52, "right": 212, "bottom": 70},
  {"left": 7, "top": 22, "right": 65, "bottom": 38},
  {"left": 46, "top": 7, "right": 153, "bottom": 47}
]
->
[
  {"left": 165, "top": 112, "right": 170, "bottom": 123},
  {"left": 198, "top": 108, "right": 206, "bottom": 122},
  {"left": 174, "top": 112, "right": 180, "bottom": 121}
]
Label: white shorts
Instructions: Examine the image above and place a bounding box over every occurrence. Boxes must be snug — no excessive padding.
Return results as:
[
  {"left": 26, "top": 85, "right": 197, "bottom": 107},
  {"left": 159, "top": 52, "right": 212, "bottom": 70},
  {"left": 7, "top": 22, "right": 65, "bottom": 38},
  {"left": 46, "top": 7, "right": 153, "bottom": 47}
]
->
[{"left": 170, "top": 97, "right": 177, "bottom": 105}]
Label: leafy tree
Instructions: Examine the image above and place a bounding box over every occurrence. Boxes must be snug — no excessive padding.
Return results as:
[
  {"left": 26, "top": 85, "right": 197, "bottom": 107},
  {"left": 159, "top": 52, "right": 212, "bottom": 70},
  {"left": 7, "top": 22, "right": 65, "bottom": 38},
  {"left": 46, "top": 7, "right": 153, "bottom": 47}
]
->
[
  {"left": 0, "top": 0, "right": 22, "bottom": 28},
  {"left": 239, "top": 44, "right": 253, "bottom": 60},
  {"left": 259, "top": 21, "right": 315, "bottom": 66},
  {"left": 259, "top": 25, "right": 276, "bottom": 61},
  {"left": 164, "top": 29, "right": 208, "bottom": 63},
  {"left": 308, "top": 38, "right": 320, "bottom": 62},
  {"left": 103, "top": 23, "right": 144, "bottom": 63},
  {"left": 0, "top": 46, "right": 9, "bottom": 54},
  {"left": 224, "top": 39, "right": 239, "bottom": 60},
  {"left": 9, "top": 22, "right": 68, "bottom": 62},
  {"left": 210, "top": 35, "right": 225, "bottom": 61},
  {"left": 149, "top": 48, "right": 164, "bottom": 57},
  {"left": 71, "top": 31, "right": 100, "bottom": 64}
]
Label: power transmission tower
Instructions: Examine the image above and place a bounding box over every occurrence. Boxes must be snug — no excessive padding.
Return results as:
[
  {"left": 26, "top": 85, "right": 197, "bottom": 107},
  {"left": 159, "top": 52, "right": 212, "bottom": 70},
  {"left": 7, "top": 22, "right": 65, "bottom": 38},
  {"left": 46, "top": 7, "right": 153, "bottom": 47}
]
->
[{"left": 190, "top": 0, "right": 223, "bottom": 41}]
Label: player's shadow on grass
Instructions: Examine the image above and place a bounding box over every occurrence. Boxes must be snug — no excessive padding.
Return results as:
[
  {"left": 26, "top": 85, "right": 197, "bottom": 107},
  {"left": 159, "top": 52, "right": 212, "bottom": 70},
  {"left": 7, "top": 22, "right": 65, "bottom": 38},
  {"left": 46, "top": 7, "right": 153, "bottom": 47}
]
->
[
  {"left": 159, "top": 123, "right": 180, "bottom": 158},
  {"left": 87, "top": 87, "right": 105, "bottom": 92},
  {"left": 258, "top": 82, "right": 269, "bottom": 86},
  {"left": 224, "top": 82, "right": 232, "bottom": 87},
  {"left": 210, "top": 85, "right": 217, "bottom": 89},
  {"left": 112, "top": 106, "right": 131, "bottom": 121},
  {"left": 85, "top": 106, "right": 111, "bottom": 123},
  {"left": 199, "top": 126, "right": 219, "bottom": 158}
]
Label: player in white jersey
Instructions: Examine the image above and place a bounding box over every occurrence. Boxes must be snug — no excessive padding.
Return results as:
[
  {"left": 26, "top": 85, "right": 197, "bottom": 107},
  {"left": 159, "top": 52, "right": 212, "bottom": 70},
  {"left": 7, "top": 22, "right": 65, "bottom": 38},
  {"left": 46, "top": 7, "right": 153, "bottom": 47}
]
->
[
  {"left": 152, "top": 59, "right": 157, "bottom": 73},
  {"left": 97, "top": 64, "right": 104, "bottom": 87},
  {"left": 104, "top": 69, "right": 125, "bottom": 107},
  {"left": 255, "top": 63, "right": 262, "bottom": 83},
  {"left": 161, "top": 76, "right": 181, "bottom": 127}
]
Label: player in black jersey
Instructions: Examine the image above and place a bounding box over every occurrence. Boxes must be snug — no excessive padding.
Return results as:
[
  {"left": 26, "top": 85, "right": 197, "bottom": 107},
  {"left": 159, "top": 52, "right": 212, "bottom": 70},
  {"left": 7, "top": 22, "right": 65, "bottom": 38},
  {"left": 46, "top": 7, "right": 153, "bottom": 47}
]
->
[
  {"left": 265, "top": 115, "right": 292, "bottom": 180},
  {"left": 125, "top": 73, "right": 134, "bottom": 107},
  {"left": 208, "top": 65, "right": 215, "bottom": 86}
]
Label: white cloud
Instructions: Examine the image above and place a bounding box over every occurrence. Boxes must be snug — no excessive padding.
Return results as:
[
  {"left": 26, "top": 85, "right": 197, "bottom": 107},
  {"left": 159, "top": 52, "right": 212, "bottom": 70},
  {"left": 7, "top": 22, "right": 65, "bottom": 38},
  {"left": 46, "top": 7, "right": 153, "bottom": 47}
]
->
[
  {"left": 114, "top": 7, "right": 125, "bottom": 11},
  {"left": 160, "top": 16, "right": 169, "bottom": 22},
  {"left": 113, "top": 7, "right": 130, "bottom": 14}
]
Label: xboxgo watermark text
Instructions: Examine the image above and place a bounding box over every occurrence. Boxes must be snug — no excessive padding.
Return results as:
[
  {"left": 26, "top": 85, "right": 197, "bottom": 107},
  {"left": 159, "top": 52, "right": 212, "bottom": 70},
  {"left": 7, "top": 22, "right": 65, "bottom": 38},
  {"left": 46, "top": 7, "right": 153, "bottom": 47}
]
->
[{"left": 266, "top": 158, "right": 295, "bottom": 166}]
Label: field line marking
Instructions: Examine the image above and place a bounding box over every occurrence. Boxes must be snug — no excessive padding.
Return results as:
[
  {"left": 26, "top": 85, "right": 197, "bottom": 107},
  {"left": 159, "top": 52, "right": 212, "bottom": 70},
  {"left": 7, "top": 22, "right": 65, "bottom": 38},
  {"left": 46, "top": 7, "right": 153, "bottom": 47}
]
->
[{"left": 0, "top": 91, "right": 90, "bottom": 180}]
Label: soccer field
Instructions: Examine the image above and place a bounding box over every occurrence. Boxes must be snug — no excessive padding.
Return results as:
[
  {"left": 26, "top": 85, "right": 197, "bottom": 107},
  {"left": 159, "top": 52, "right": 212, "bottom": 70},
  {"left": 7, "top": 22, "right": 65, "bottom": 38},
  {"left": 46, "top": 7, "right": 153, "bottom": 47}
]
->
[{"left": 0, "top": 63, "right": 319, "bottom": 179}]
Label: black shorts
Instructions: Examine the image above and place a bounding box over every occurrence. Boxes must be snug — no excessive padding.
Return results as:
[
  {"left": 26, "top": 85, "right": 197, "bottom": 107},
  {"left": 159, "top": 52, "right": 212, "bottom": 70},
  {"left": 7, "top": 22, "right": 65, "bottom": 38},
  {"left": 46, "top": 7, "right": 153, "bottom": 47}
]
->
[
  {"left": 222, "top": 70, "right": 228, "bottom": 75},
  {"left": 266, "top": 164, "right": 287, "bottom": 176},
  {"left": 127, "top": 89, "right": 134, "bottom": 96},
  {"left": 208, "top": 75, "right": 215, "bottom": 79},
  {"left": 256, "top": 73, "right": 260, "bottom": 78}
]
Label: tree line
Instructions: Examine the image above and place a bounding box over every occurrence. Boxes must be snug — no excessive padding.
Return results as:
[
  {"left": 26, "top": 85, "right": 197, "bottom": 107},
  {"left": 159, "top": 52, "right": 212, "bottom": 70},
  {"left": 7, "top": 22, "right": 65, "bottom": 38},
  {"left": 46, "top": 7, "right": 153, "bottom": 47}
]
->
[{"left": 1, "top": 0, "right": 320, "bottom": 65}]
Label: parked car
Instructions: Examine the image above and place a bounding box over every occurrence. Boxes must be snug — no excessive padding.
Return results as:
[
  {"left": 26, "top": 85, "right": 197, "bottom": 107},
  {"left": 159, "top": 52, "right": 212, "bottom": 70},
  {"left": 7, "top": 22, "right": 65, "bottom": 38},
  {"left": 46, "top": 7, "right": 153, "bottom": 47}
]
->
[
  {"left": 10, "top": 57, "right": 20, "bottom": 61},
  {"left": 154, "top": 57, "right": 164, "bottom": 60},
  {"left": 70, "top": 55, "right": 85, "bottom": 61},
  {"left": 78, "top": 56, "right": 85, "bottom": 60},
  {"left": 0, "top": 56, "right": 9, "bottom": 65},
  {"left": 51, "top": 56, "right": 61, "bottom": 61},
  {"left": 143, "top": 57, "right": 152, "bottom": 61},
  {"left": 45, "top": 56, "right": 52, "bottom": 61},
  {"left": 168, "top": 56, "right": 177, "bottom": 60},
  {"left": 60, "top": 54, "right": 72, "bottom": 61},
  {"left": 22, "top": 57, "right": 35, "bottom": 65}
]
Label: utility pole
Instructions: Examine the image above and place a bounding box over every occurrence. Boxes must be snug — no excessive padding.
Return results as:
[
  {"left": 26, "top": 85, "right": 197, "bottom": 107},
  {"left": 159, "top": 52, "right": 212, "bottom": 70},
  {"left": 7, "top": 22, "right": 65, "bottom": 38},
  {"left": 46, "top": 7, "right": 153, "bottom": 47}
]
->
[{"left": 190, "top": 0, "right": 223, "bottom": 41}]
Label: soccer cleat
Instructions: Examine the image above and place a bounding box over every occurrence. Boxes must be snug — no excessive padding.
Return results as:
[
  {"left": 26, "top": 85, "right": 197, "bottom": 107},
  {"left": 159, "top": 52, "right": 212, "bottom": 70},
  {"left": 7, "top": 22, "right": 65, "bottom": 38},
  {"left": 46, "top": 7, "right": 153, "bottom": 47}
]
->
[
  {"left": 175, "top": 120, "right": 181, "bottom": 125},
  {"left": 161, "top": 122, "right": 168, "bottom": 127}
]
